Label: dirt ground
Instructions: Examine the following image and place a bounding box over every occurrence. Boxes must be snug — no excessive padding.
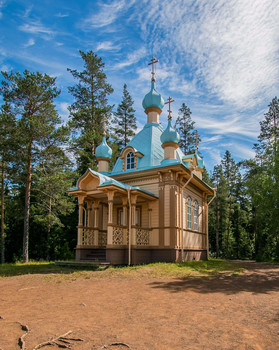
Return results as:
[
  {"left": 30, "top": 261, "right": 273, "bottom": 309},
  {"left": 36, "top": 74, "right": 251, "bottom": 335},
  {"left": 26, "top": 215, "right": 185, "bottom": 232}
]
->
[{"left": 0, "top": 261, "right": 278, "bottom": 350}]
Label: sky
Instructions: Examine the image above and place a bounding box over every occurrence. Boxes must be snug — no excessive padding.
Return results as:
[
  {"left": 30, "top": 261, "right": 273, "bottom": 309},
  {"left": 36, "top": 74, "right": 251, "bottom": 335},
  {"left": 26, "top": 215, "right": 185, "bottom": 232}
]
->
[{"left": 0, "top": 0, "right": 279, "bottom": 172}]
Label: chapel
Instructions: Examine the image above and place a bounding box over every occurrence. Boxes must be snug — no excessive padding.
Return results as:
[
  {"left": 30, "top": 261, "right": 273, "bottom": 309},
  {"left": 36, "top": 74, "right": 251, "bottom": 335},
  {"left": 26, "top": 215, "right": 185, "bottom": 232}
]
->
[{"left": 69, "top": 57, "right": 215, "bottom": 265}]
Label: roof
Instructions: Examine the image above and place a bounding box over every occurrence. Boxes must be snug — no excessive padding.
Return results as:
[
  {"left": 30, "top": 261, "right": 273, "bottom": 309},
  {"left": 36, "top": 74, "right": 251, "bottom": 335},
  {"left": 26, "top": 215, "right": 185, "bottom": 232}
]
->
[
  {"left": 110, "top": 121, "right": 199, "bottom": 175},
  {"left": 111, "top": 122, "right": 165, "bottom": 174},
  {"left": 95, "top": 135, "right": 112, "bottom": 159},
  {"left": 160, "top": 118, "right": 180, "bottom": 144},
  {"left": 142, "top": 80, "right": 164, "bottom": 110},
  {"left": 70, "top": 168, "right": 157, "bottom": 198}
]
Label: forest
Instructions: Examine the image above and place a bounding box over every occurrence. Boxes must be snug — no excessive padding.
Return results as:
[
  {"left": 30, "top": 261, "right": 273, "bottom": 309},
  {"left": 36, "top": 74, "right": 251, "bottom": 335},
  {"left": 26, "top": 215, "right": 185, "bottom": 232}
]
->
[{"left": 0, "top": 50, "right": 278, "bottom": 263}]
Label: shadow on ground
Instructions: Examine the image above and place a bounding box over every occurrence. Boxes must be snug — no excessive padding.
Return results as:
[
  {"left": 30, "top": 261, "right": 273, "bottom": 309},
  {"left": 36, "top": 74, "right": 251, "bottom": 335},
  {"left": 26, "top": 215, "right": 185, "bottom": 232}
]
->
[{"left": 148, "top": 261, "right": 279, "bottom": 295}]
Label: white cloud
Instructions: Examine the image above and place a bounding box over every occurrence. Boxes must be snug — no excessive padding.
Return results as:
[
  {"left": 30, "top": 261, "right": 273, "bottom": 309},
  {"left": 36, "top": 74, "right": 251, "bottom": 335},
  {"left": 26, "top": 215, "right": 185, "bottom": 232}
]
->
[
  {"left": 0, "top": 64, "right": 11, "bottom": 72},
  {"left": 202, "top": 135, "right": 222, "bottom": 144},
  {"left": 136, "top": 0, "right": 279, "bottom": 109},
  {"left": 96, "top": 41, "right": 121, "bottom": 52},
  {"left": 58, "top": 102, "right": 70, "bottom": 122},
  {"left": 0, "top": 0, "right": 5, "bottom": 19},
  {"left": 18, "top": 20, "right": 55, "bottom": 38},
  {"left": 55, "top": 13, "right": 69, "bottom": 18},
  {"left": 194, "top": 112, "right": 260, "bottom": 139},
  {"left": 85, "top": 0, "right": 132, "bottom": 28},
  {"left": 23, "top": 38, "right": 35, "bottom": 47},
  {"left": 114, "top": 47, "right": 147, "bottom": 69}
]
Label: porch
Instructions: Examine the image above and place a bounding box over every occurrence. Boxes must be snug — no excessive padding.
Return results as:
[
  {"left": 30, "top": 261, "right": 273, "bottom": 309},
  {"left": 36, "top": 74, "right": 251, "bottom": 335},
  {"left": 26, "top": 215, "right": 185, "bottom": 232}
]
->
[{"left": 69, "top": 169, "right": 157, "bottom": 264}]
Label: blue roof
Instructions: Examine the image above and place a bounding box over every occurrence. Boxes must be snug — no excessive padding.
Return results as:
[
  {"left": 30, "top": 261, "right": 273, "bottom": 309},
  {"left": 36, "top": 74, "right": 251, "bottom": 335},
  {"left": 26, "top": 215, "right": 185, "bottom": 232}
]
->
[
  {"left": 142, "top": 80, "right": 164, "bottom": 110},
  {"left": 71, "top": 168, "right": 157, "bottom": 197},
  {"left": 111, "top": 122, "right": 188, "bottom": 175},
  {"left": 95, "top": 136, "right": 112, "bottom": 159}
]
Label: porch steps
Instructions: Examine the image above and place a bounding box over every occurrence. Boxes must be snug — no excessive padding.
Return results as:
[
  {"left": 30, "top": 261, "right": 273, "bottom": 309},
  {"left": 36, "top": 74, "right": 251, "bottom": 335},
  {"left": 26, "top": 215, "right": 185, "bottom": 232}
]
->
[{"left": 85, "top": 249, "right": 107, "bottom": 262}]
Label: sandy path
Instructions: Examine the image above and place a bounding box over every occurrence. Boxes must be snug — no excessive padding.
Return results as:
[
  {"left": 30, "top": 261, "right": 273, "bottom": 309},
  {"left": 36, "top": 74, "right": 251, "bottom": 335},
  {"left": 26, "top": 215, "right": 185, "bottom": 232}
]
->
[{"left": 0, "top": 261, "right": 278, "bottom": 350}]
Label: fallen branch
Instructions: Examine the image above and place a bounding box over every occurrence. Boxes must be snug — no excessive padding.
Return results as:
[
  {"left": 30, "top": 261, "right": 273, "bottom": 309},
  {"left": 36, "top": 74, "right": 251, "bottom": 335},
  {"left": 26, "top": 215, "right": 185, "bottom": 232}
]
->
[
  {"left": 18, "top": 324, "right": 30, "bottom": 350},
  {"left": 100, "top": 342, "right": 130, "bottom": 349},
  {"left": 33, "top": 330, "right": 83, "bottom": 349}
]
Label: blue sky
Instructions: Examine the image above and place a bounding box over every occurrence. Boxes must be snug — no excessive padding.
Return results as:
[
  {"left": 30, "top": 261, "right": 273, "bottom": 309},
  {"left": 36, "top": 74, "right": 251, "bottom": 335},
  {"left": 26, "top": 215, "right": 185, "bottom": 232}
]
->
[{"left": 1, "top": 0, "right": 279, "bottom": 172}]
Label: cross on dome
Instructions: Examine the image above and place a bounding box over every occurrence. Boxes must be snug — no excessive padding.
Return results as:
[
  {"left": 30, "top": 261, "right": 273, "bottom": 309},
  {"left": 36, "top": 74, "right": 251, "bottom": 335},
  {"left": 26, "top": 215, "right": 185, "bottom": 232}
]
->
[
  {"left": 148, "top": 56, "right": 159, "bottom": 81},
  {"left": 165, "top": 97, "right": 175, "bottom": 119},
  {"left": 195, "top": 130, "right": 199, "bottom": 149}
]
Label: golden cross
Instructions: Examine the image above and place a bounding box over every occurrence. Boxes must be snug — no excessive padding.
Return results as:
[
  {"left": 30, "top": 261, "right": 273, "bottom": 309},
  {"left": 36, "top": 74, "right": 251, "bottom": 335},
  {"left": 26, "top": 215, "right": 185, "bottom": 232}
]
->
[
  {"left": 195, "top": 130, "right": 199, "bottom": 149},
  {"left": 165, "top": 97, "right": 175, "bottom": 119},
  {"left": 148, "top": 56, "right": 159, "bottom": 81}
]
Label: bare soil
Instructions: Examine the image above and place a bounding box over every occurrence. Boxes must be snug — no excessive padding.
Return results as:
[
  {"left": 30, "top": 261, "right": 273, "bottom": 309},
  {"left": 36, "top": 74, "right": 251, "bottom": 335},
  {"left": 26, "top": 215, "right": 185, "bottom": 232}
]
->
[{"left": 0, "top": 261, "right": 278, "bottom": 350}]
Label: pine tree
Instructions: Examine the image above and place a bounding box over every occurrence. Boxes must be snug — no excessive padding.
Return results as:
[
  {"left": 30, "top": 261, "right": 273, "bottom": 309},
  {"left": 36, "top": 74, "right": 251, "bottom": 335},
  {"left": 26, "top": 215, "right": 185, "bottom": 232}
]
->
[
  {"left": 0, "top": 70, "right": 62, "bottom": 262},
  {"left": 209, "top": 164, "right": 230, "bottom": 257},
  {"left": 247, "top": 97, "right": 279, "bottom": 260},
  {"left": 68, "top": 50, "right": 113, "bottom": 174},
  {"left": 31, "top": 136, "right": 75, "bottom": 259},
  {"left": 0, "top": 103, "right": 16, "bottom": 263},
  {"left": 112, "top": 83, "right": 136, "bottom": 153},
  {"left": 175, "top": 103, "right": 200, "bottom": 154}
]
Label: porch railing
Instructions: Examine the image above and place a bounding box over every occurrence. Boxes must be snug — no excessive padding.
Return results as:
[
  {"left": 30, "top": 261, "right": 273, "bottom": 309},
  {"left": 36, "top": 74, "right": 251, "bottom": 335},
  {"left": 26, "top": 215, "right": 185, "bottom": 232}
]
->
[
  {"left": 81, "top": 225, "right": 150, "bottom": 247},
  {"left": 136, "top": 228, "right": 150, "bottom": 246},
  {"left": 82, "top": 227, "right": 94, "bottom": 245}
]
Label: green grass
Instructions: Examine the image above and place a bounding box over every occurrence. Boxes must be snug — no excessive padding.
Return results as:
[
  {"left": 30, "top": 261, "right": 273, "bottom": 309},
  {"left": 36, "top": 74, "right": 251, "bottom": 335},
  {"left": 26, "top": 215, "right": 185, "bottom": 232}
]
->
[
  {"left": 0, "top": 259, "right": 245, "bottom": 279},
  {"left": 0, "top": 261, "right": 99, "bottom": 277}
]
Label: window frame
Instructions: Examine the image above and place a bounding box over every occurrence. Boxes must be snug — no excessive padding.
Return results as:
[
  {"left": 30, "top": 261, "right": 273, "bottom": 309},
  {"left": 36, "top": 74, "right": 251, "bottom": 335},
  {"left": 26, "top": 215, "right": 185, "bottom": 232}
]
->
[
  {"left": 126, "top": 151, "right": 135, "bottom": 170},
  {"left": 187, "top": 197, "right": 192, "bottom": 229},
  {"left": 194, "top": 200, "right": 199, "bottom": 231}
]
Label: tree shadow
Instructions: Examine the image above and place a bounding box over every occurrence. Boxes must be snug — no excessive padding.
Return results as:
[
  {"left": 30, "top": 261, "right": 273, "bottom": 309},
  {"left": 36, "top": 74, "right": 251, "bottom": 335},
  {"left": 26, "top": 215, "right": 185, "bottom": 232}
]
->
[{"left": 148, "top": 262, "right": 279, "bottom": 295}]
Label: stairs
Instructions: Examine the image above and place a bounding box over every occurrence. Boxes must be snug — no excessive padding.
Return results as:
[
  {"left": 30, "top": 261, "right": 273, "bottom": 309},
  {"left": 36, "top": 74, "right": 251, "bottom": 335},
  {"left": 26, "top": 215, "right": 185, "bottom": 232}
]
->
[{"left": 83, "top": 249, "right": 107, "bottom": 262}]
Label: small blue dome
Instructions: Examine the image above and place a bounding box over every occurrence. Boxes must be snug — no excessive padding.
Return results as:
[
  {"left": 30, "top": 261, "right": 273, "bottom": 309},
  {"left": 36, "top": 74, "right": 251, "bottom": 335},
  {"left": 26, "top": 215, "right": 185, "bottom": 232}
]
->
[
  {"left": 95, "top": 136, "right": 112, "bottom": 159},
  {"left": 142, "top": 80, "right": 164, "bottom": 110},
  {"left": 160, "top": 119, "right": 180, "bottom": 144}
]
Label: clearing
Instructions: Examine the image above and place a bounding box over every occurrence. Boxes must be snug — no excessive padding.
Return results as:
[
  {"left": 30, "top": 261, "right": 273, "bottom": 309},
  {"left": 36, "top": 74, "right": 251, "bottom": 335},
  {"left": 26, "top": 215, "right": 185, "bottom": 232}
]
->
[{"left": 0, "top": 260, "right": 278, "bottom": 350}]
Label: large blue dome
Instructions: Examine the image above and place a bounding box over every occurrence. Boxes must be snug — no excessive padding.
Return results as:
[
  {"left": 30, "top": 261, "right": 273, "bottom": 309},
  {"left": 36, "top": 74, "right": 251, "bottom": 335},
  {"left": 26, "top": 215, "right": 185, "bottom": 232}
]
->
[
  {"left": 95, "top": 136, "right": 112, "bottom": 159},
  {"left": 142, "top": 80, "right": 164, "bottom": 110},
  {"left": 160, "top": 119, "right": 180, "bottom": 144}
]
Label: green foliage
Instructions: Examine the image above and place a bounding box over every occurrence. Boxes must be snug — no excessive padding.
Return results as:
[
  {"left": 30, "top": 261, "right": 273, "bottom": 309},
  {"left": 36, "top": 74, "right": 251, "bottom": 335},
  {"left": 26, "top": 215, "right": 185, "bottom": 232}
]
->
[
  {"left": 175, "top": 103, "right": 200, "bottom": 154},
  {"left": 244, "top": 97, "right": 279, "bottom": 261},
  {"left": 68, "top": 50, "right": 113, "bottom": 174},
  {"left": 111, "top": 83, "right": 136, "bottom": 157},
  {"left": 0, "top": 69, "right": 72, "bottom": 262}
]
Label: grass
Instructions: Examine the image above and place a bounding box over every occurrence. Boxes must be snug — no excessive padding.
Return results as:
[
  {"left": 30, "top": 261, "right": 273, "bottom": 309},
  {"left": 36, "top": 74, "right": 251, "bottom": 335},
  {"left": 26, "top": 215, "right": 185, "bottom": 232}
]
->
[{"left": 0, "top": 259, "right": 245, "bottom": 279}]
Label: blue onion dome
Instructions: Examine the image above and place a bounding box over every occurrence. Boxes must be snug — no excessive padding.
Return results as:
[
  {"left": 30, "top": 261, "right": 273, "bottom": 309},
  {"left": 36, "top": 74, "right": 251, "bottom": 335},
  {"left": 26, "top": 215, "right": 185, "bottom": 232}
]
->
[
  {"left": 160, "top": 118, "right": 180, "bottom": 144},
  {"left": 142, "top": 80, "right": 165, "bottom": 110},
  {"left": 95, "top": 135, "right": 112, "bottom": 159}
]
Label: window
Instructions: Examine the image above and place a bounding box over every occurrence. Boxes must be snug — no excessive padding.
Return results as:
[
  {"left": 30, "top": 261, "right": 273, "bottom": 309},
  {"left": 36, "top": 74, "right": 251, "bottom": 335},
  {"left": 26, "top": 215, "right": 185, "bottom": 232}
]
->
[
  {"left": 194, "top": 201, "right": 199, "bottom": 231},
  {"left": 118, "top": 209, "right": 124, "bottom": 226},
  {"left": 126, "top": 152, "right": 135, "bottom": 170},
  {"left": 135, "top": 209, "right": 139, "bottom": 226},
  {"left": 187, "top": 197, "right": 192, "bottom": 229}
]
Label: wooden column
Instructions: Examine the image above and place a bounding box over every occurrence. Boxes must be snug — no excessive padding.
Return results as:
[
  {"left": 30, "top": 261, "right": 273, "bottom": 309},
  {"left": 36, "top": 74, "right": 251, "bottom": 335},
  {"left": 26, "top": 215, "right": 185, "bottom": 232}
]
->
[
  {"left": 87, "top": 200, "right": 93, "bottom": 227},
  {"left": 93, "top": 200, "right": 100, "bottom": 246},
  {"left": 77, "top": 196, "right": 85, "bottom": 245},
  {"left": 131, "top": 194, "right": 137, "bottom": 245},
  {"left": 107, "top": 191, "right": 114, "bottom": 245}
]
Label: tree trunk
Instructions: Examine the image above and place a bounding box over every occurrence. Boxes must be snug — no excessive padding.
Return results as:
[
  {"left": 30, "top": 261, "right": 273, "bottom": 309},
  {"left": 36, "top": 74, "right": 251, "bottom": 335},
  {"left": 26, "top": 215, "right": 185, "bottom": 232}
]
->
[
  {"left": 23, "top": 142, "right": 33, "bottom": 263},
  {"left": 1, "top": 161, "right": 5, "bottom": 264},
  {"left": 216, "top": 200, "right": 219, "bottom": 258}
]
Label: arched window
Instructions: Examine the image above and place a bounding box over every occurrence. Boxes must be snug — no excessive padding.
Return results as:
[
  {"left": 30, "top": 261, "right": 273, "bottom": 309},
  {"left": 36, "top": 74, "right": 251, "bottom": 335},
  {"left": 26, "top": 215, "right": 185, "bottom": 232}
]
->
[
  {"left": 194, "top": 200, "right": 199, "bottom": 231},
  {"left": 187, "top": 197, "right": 192, "bottom": 229},
  {"left": 126, "top": 152, "right": 135, "bottom": 170}
]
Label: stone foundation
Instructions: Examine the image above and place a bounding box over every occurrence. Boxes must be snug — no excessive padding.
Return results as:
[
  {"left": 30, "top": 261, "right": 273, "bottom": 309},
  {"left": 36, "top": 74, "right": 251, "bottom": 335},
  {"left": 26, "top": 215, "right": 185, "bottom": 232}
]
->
[{"left": 76, "top": 247, "right": 208, "bottom": 265}]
